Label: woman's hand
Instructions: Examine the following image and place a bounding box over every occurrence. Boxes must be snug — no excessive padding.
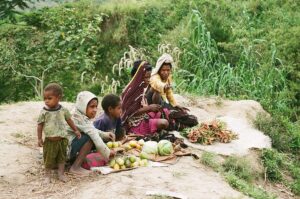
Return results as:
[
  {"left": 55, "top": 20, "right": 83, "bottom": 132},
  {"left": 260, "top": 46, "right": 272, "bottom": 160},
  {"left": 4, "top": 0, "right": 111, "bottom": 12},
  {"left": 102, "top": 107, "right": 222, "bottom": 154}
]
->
[
  {"left": 164, "top": 84, "right": 172, "bottom": 92},
  {"left": 175, "top": 105, "right": 190, "bottom": 112},
  {"left": 147, "top": 104, "right": 162, "bottom": 112}
]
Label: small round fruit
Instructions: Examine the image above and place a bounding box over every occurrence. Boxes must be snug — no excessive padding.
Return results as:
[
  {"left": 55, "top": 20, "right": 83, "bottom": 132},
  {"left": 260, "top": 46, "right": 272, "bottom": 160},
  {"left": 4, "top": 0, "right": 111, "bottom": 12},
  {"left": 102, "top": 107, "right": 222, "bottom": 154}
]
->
[
  {"left": 107, "top": 141, "right": 113, "bottom": 148},
  {"left": 142, "top": 159, "right": 148, "bottom": 166},
  {"left": 138, "top": 139, "right": 145, "bottom": 146},
  {"left": 109, "top": 159, "right": 116, "bottom": 168},
  {"left": 125, "top": 144, "right": 132, "bottom": 151},
  {"left": 139, "top": 160, "right": 144, "bottom": 167},
  {"left": 112, "top": 142, "right": 119, "bottom": 148},
  {"left": 136, "top": 144, "right": 142, "bottom": 150},
  {"left": 116, "top": 158, "right": 124, "bottom": 166},
  {"left": 131, "top": 161, "right": 139, "bottom": 168},
  {"left": 129, "top": 155, "right": 136, "bottom": 163},
  {"left": 139, "top": 152, "right": 149, "bottom": 160},
  {"left": 129, "top": 140, "right": 137, "bottom": 148},
  {"left": 113, "top": 163, "right": 120, "bottom": 170},
  {"left": 125, "top": 159, "right": 131, "bottom": 168},
  {"left": 120, "top": 165, "right": 126, "bottom": 170}
]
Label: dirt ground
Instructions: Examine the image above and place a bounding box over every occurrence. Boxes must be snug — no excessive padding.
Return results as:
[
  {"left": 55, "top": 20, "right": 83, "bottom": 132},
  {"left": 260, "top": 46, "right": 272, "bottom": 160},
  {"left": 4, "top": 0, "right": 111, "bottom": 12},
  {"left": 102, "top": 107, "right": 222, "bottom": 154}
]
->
[{"left": 0, "top": 97, "right": 289, "bottom": 199}]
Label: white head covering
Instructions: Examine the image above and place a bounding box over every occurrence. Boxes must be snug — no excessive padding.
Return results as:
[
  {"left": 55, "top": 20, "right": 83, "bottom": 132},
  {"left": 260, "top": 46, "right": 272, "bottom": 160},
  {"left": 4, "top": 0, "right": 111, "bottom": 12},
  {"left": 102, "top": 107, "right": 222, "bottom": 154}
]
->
[
  {"left": 75, "top": 91, "right": 98, "bottom": 115},
  {"left": 152, "top": 53, "right": 174, "bottom": 75}
]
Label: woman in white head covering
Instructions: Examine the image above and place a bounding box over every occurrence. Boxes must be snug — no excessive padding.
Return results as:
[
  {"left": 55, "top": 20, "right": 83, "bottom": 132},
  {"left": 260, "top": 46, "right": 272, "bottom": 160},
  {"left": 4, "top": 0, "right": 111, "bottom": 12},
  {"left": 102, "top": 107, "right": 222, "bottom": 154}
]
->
[
  {"left": 147, "top": 53, "right": 179, "bottom": 108},
  {"left": 147, "top": 54, "right": 198, "bottom": 131}
]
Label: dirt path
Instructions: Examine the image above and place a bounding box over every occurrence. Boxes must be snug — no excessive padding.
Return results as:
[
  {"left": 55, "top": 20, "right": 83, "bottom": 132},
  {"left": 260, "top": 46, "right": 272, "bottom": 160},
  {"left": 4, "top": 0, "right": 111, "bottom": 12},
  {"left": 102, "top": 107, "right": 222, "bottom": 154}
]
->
[{"left": 0, "top": 98, "right": 271, "bottom": 199}]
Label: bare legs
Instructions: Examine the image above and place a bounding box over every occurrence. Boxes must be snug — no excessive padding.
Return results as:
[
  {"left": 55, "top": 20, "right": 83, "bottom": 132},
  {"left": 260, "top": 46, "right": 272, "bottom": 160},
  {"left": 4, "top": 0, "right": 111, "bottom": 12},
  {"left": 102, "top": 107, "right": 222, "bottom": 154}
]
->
[
  {"left": 44, "top": 164, "right": 67, "bottom": 183},
  {"left": 58, "top": 163, "right": 66, "bottom": 182},
  {"left": 44, "top": 168, "right": 51, "bottom": 184},
  {"left": 69, "top": 140, "right": 93, "bottom": 176}
]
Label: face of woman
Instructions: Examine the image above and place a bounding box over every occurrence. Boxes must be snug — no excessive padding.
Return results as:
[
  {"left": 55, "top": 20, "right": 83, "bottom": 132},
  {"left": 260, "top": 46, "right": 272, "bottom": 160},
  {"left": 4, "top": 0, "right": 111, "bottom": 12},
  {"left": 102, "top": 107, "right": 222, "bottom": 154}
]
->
[
  {"left": 159, "top": 64, "right": 171, "bottom": 81},
  {"left": 143, "top": 71, "right": 151, "bottom": 87}
]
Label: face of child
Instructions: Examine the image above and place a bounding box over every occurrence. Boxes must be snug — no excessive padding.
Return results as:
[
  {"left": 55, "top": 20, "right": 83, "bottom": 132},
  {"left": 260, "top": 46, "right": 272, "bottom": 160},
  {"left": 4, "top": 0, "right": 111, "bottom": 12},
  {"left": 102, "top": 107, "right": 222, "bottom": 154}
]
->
[
  {"left": 86, "top": 99, "right": 98, "bottom": 119},
  {"left": 43, "top": 90, "right": 60, "bottom": 109},
  {"left": 108, "top": 102, "right": 122, "bottom": 119},
  {"left": 143, "top": 71, "right": 151, "bottom": 88},
  {"left": 159, "top": 64, "right": 171, "bottom": 81}
]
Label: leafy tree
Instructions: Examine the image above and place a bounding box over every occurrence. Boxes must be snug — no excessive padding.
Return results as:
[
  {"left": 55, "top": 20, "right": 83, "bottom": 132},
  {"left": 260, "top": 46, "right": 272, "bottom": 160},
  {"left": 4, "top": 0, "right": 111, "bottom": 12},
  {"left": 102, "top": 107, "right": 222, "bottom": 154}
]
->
[{"left": 0, "top": 0, "right": 41, "bottom": 22}]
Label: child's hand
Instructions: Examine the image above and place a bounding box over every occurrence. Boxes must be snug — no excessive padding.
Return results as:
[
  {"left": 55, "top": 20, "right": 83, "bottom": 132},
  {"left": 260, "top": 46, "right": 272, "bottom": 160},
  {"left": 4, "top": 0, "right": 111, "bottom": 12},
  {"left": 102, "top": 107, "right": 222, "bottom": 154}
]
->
[
  {"left": 75, "top": 130, "right": 81, "bottom": 139},
  {"left": 108, "top": 132, "right": 116, "bottom": 142},
  {"left": 109, "top": 149, "right": 116, "bottom": 158},
  {"left": 38, "top": 138, "right": 43, "bottom": 147}
]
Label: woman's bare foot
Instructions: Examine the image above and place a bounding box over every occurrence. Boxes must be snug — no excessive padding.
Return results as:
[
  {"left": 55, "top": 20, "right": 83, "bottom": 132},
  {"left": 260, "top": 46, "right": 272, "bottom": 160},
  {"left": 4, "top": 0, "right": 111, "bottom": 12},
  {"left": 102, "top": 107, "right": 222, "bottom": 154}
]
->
[{"left": 69, "top": 166, "right": 91, "bottom": 176}]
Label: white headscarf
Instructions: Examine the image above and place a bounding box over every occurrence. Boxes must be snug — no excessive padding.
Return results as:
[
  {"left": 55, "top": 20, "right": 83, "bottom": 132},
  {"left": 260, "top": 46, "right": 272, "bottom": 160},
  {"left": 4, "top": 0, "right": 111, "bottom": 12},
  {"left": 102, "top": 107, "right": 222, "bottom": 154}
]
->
[
  {"left": 75, "top": 91, "right": 98, "bottom": 115},
  {"left": 152, "top": 53, "right": 174, "bottom": 75}
]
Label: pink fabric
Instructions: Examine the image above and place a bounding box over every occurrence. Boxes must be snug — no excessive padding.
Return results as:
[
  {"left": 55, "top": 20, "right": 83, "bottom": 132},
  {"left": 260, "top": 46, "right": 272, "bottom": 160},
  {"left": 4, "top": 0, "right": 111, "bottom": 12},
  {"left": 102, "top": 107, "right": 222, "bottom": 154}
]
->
[
  {"left": 82, "top": 152, "right": 107, "bottom": 170},
  {"left": 129, "top": 108, "right": 170, "bottom": 136}
]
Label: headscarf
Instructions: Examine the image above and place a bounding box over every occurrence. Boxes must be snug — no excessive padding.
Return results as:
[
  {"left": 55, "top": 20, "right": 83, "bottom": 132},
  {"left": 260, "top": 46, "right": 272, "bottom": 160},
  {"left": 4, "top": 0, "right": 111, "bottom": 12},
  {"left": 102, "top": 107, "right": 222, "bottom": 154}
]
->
[
  {"left": 121, "top": 61, "right": 150, "bottom": 125},
  {"left": 152, "top": 53, "right": 174, "bottom": 75},
  {"left": 75, "top": 91, "right": 98, "bottom": 116}
]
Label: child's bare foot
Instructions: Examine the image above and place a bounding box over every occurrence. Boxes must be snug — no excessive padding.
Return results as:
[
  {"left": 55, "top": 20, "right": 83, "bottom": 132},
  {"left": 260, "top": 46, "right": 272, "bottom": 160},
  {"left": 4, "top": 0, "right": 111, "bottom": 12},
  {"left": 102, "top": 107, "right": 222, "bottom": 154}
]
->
[
  {"left": 58, "top": 174, "right": 67, "bottom": 182},
  {"left": 43, "top": 169, "right": 51, "bottom": 184},
  {"left": 69, "top": 166, "right": 91, "bottom": 176}
]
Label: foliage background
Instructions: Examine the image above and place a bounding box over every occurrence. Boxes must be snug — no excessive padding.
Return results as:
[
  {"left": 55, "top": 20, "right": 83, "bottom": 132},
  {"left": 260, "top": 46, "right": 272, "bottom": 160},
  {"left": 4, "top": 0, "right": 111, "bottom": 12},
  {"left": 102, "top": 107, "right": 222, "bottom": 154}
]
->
[{"left": 0, "top": 0, "right": 299, "bottom": 194}]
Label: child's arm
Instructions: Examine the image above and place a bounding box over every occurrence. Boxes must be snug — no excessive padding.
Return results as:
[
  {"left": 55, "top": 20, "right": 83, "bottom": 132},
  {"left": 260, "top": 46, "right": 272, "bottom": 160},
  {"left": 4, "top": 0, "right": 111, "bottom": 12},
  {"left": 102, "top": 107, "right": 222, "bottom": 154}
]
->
[
  {"left": 37, "top": 123, "right": 44, "bottom": 147},
  {"left": 66, "top": 118, "right": 81, "bottom": 139}
]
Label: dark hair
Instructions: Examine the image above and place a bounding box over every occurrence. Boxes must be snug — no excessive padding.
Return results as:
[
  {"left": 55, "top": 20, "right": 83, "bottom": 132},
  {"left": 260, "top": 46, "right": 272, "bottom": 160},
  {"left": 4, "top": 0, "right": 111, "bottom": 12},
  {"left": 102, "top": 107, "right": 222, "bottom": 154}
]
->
[
  {"left": 44, "top": 83, "right": 63, "bottom": 97},
  {"left": 162, "top": 62, "right": 172, "bottom": 68},
  {"left": 131, "top": 60, "right": 152, "bottom": 77},
  {"left": 101, "top": 94, "right": 121, "bottom": 113}
]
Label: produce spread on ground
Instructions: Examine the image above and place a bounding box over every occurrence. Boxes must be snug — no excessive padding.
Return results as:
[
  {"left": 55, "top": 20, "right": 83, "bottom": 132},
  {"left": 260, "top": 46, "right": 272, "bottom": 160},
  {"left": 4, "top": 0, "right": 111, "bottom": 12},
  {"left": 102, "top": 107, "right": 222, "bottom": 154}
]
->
[{"left": 105, "top": 120, "right": 237, "bottom": 172}]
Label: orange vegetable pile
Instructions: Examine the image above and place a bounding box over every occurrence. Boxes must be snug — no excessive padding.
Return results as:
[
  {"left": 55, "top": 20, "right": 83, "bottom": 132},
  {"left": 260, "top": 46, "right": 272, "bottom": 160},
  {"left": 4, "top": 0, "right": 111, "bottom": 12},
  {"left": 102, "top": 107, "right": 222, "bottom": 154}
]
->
[{"left": 182, "top": 120, "right": 238, "bottom": 145}]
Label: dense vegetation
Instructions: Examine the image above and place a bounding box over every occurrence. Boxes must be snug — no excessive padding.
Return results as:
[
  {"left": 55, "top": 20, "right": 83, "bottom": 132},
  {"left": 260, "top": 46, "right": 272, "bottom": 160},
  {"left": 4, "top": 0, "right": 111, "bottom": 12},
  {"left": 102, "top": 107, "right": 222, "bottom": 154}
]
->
[{"left": 0, "top": 0, "right": 299, "bottom": 195}]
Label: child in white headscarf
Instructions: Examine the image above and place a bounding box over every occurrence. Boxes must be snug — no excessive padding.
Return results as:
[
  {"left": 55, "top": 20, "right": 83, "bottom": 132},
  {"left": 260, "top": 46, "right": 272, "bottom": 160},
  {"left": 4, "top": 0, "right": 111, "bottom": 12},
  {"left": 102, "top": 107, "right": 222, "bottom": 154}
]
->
[{"left": 67, "top": 91, "right": 115, "bottom": 175}]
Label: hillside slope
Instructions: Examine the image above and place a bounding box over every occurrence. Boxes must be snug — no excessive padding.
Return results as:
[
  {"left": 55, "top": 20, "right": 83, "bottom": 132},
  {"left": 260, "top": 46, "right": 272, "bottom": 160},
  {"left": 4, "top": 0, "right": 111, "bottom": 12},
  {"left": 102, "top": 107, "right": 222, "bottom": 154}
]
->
[{"left": 0, "top": 96, "right": 273, "bottom": 199}]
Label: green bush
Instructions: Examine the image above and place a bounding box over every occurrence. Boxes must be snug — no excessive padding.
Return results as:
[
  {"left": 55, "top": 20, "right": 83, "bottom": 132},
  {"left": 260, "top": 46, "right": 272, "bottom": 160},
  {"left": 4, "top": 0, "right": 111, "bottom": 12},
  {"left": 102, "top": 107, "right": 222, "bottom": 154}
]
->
[
  {"left": 225, "top": 171, "right": 276, "bottom": 199},
  {"left": 223, "top": 156, "right": 257, "bottom": 182},
  {"left": 261, "top": 149, "right": 284, "bottom": 182},
  {"left": 200, "top": 151, "right": 220, "bottom": 171}
]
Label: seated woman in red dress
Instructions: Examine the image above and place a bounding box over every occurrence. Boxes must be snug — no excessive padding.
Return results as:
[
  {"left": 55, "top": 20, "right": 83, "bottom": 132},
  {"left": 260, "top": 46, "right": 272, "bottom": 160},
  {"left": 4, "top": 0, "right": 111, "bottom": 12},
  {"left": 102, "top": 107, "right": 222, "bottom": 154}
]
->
[{"left": 121, "top": 60, "right": 169, "bottom": 136}]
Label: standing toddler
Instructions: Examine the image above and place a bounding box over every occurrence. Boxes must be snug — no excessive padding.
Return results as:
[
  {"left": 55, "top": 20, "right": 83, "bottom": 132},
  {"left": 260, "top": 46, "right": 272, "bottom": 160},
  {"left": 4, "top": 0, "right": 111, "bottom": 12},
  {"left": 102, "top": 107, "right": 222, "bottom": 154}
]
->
[{"left": 37, "top": 83, "right": 81, "bottom": 182}]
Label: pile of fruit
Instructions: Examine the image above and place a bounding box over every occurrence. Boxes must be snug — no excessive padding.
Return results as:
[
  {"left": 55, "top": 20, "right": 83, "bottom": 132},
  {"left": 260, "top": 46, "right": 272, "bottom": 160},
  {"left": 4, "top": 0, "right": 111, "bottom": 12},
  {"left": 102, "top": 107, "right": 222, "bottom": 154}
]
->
[
  {"left": 106, "top": 141, "right": 122, "bottom": 149},
  {"left": 123, "top": 139, "right": 145, "bottom": 151},
  {"left": 109, "top": 154, "right": 148, "bottom": 170},
  {"left": 182, "top": 120, "right": 238, "bottom": 145},
  {"left": 107, "top": 139, "right": 175, "bottom": 170}
]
